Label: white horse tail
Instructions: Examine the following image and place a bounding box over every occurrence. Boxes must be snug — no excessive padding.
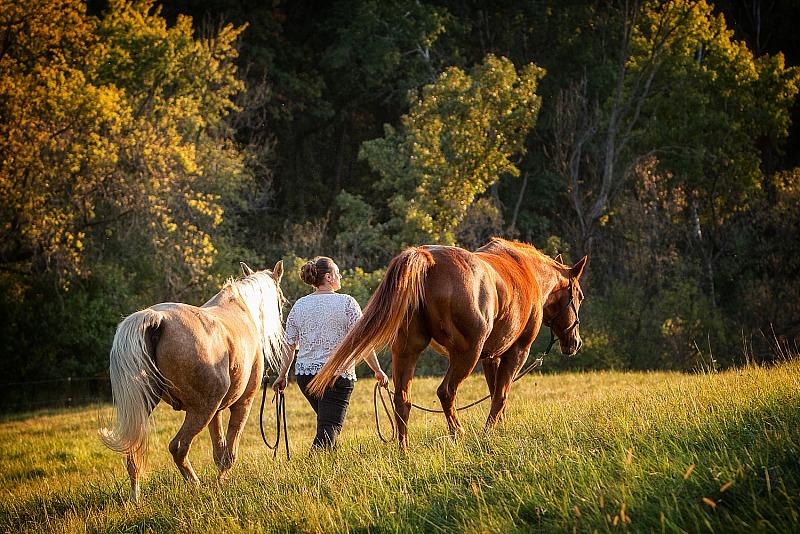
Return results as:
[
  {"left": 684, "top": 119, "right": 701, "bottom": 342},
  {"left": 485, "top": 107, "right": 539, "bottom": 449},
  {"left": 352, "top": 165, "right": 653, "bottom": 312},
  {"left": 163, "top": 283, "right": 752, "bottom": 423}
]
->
[{"left": 100, "top": 309, "right": 166, "bottom": 461}]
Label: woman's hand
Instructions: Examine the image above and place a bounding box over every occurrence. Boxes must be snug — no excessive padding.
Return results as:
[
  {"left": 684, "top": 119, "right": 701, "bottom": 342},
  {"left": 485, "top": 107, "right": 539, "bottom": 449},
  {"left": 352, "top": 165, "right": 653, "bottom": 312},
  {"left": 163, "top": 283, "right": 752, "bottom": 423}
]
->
[
  {"left": 374, "top": 369, "right": 389, "bottom": 388},
  {"left": 272, "top": 375, "right": 288, "bottom": 393},
  {"left": 365, "top": 350, "right": 389, "bottom": 388}
]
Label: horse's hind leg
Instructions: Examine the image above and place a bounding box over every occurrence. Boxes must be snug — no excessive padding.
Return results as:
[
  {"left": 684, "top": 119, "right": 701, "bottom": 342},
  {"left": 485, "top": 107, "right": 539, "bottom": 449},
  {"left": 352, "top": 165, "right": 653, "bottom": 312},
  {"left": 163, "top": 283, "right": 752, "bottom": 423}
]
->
[
  {"left": 391, "top": 313, "right": 429, "bottom": 449},
  {"left": 169, "top": 408, "right": 217, "bottom": 487},
  {"left": 126, "top": 450, "right": 144, "bottom": 503},
  {"left": 208, "top": 412, "right": 226, "bottom": 470},
  {"left": 124, "top": 396, "right": 158, "bottom": 504}
]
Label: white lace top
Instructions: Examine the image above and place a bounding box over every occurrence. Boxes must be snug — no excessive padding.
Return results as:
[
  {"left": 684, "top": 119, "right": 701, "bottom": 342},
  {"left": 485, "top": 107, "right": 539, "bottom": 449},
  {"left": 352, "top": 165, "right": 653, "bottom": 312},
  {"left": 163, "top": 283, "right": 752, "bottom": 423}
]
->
[{"left": 284, "top": 293, "right": 361, "bottom": 380}]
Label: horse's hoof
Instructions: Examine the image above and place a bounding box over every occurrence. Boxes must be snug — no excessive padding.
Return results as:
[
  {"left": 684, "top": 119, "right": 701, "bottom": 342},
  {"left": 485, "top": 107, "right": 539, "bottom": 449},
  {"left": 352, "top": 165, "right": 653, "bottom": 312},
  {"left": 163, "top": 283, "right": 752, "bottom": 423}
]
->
[{"left": 450, "top": 425, "right": 466, "bottom": 439}]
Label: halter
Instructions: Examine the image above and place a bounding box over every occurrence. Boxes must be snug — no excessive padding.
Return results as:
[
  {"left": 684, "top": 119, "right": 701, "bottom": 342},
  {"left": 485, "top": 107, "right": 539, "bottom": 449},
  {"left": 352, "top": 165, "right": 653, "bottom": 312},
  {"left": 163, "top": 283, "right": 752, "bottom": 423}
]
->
[{"left": 541, "top": 277, "right": 581, "bottom": 353}]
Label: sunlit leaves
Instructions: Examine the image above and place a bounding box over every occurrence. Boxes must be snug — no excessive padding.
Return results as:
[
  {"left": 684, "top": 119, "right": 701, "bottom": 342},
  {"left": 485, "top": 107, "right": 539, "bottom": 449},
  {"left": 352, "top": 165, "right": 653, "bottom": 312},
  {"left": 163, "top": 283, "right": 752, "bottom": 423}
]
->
[
  {"left": 0, "top": 0, "right": 248, "bottom": 296},
  {"left": 361, "top": 54, "right": 544, "bottom": 245},
  {"left": 627, "top": 0, "right": 800, "bottom": 218},
  {"left": 0, "top": 0, "right": 119, "bottom": 276}
]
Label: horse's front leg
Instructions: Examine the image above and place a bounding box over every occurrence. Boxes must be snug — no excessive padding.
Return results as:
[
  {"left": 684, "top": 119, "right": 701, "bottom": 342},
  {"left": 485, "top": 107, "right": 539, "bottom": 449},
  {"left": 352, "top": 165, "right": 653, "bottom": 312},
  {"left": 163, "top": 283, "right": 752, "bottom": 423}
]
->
[
  {"left": 485, "top": 347, "right": 528, "bottom": 430},
  {"left": 482, "top": 358, "right": 499, "bottom": 397},
  {"left": 218, "top": 399, "right": 254, "bottom": 482},
  {"left": 437, "top": 353, "right": 480, "bottom": 440}
]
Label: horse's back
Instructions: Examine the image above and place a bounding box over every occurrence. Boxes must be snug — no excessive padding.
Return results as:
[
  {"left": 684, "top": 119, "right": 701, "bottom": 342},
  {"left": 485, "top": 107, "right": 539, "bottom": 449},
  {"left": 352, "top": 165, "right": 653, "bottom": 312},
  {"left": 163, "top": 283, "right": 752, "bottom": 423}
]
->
[
  {"left": 421, "top": 242, "right": 542, "bottom": 358},
  {"left": 149, "top": 303, "right": 230, "bottom": 364}
]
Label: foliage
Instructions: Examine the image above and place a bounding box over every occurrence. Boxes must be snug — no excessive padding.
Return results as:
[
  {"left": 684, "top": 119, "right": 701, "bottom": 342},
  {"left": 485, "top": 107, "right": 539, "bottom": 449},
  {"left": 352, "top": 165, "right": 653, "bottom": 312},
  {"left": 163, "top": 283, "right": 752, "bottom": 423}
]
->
[
  {"left": 332, "top": 190, "right": 391, "bottom": 271},
  {"left": 0, "top": 0, "right": 112, "bottom": 278},
  {"left": 0, "top": 273, "right": 119, "bottom": 381},
  {"left": 566, "top": 276, "right": 730, "bottom": 373},
  {"left": 1, "top": 0, "right": 800, "bottom": 385},
  {"left": 361, "top": 54, "right": 544, "bottom": 245},
  {"left": 276, "top": 253, "right": 312, "bottom": 306},
  {"left": 539, "top": 0, "right": 799, "bottom": 368},
  {"left": 630, "top": 0, "right": 799, "bottom": 219},
  {"left": 0, "top": 0, "right": 248, "bottom": 296},
  {"left": 724, "top": 168, "right": 800, "bottom": 349},
  {"left": 340, "top": 266, "right": 386, "bottom": 310},
  {"left": 279, "top": 251, "right": 385, "bottom": 310},
  {"left": 3, "top": 361, "right": 800, "bottom": 531},
  {"left": 0, "top": 0, "right": 257, "bottom": 383},
  {"left": 453, "top": 196, "right": 506, "bottom": 251}
]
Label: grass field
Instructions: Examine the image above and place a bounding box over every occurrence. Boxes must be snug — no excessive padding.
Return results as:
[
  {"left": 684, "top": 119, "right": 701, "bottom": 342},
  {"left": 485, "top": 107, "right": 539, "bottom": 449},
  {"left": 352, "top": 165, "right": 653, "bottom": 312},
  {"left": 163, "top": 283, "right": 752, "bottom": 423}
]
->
[{"left": 2, "top": 359, "right": 800, "bottom": 533}]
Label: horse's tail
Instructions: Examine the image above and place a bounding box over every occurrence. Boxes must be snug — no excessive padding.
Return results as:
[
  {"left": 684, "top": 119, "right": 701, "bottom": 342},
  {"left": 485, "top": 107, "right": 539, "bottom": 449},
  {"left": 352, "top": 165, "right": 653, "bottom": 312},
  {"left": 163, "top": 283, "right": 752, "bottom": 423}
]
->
[
  {"left": 307, "top": 247, "right": 435, "bottom": 396},
  {"left": 100, "top": 309, "right": 166, "bottom": 465}
]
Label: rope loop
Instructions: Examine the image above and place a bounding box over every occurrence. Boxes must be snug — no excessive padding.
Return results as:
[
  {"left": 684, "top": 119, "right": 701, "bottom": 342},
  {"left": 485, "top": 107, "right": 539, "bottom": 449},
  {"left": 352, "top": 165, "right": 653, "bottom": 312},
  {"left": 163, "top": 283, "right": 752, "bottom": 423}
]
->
[
  {"left": 260, "top": 378, "right": 290, "bottom": 460},
  {"left": 374, "top": 384, "right": 396, "bottom": 443},
  {"left": 373, "top": 349, "right": 548, "bottom": 438}
]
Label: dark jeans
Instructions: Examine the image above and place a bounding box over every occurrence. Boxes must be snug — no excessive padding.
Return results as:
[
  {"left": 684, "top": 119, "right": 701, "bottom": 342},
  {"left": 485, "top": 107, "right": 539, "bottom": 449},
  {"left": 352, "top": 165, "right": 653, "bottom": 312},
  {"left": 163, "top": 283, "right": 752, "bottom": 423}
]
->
[{"left": 296, "top": 374, "right": 354, "bottom": 450}]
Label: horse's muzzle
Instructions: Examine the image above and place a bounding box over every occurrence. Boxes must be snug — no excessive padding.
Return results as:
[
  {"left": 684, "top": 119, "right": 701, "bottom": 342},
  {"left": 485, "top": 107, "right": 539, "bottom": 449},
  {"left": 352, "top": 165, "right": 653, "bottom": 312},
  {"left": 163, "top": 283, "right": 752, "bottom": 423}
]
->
[{"left": 560, "top": 336, "right": 582, "bottom": 356}]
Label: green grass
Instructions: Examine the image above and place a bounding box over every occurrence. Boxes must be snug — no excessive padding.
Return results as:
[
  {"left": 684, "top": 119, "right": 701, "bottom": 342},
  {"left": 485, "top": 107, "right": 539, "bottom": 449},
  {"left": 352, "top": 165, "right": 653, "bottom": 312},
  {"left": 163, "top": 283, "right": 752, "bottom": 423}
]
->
[{"left": 2, "top": 360, "right": 800, "bottom": 533}]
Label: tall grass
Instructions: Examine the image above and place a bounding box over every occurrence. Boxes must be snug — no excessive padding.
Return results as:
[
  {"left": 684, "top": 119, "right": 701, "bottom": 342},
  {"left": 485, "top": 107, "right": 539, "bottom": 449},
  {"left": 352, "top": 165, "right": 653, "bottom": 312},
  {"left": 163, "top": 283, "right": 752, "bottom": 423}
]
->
[{"left": 2, "top": 359, "right": 800, "bottom": 532}]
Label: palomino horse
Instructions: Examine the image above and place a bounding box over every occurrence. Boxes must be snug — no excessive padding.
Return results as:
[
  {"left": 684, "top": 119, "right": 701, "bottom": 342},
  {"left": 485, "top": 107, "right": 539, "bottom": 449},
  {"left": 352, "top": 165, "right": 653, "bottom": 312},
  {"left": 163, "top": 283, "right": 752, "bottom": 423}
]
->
[
  {"left": 308, "top": 238, "right": 586, "bottom": 448},
  {"left": 100, "top": 262, "right": 285, "bottom": 502}
]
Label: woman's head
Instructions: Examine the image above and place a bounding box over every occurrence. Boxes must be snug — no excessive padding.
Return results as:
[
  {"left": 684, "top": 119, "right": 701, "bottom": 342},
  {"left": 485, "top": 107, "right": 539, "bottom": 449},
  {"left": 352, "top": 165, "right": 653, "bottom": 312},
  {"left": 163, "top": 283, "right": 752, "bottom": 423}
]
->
[{"left": 300, "top": 256, "right": 341, "bottom": 289}]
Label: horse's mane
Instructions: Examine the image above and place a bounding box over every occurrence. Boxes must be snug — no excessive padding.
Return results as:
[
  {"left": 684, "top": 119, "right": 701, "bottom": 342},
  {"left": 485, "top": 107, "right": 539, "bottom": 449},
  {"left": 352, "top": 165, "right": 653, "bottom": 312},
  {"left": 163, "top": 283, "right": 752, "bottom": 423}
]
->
[
  {"left": 224, "top": 272, "right": 285, "bottom": 370},
  {"left": 482, "top": 237, "right": 563, "bottom": 268}
]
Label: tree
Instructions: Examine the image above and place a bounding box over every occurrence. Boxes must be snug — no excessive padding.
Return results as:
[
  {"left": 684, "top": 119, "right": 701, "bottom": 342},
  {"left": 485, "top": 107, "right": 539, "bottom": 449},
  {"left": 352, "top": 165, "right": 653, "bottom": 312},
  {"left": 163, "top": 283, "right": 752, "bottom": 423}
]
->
[
  {"left": 551, "top": 0, "right": 798, "bottom": 281},
  {"left": 0, "top": 0, "right": 253, "bottom": 386},
  {"left": 361, "top": 54, "right": 544, "bottom": 245},
  {"left": 218, "top": 0, "right": 449, "bottom": 233},
  {"left": 0, "top": 0, "right": 249, "bottom": 298},
  {"left": 0, "top": 0, "right": 109, "bottom": 278},
  {"left": 628, "top": 0, "right": 798, "bottom": 304},
  {"left": 95, "top": 1, "right": 249, "bottom": 297}
]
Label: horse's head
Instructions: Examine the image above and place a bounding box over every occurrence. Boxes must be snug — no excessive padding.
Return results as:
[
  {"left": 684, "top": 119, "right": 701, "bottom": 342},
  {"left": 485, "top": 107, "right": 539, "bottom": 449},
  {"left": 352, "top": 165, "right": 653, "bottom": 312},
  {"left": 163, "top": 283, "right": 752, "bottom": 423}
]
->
[{"left": 543, "top": 256, "right": 587, "bottom": 356}]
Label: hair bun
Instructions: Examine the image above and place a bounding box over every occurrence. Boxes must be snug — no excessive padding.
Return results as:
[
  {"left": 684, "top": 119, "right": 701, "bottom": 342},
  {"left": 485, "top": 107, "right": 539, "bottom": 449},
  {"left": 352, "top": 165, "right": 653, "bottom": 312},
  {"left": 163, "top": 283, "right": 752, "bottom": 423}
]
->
[{"left": 300, "top": 260, "right": 318, "bottom": 286}]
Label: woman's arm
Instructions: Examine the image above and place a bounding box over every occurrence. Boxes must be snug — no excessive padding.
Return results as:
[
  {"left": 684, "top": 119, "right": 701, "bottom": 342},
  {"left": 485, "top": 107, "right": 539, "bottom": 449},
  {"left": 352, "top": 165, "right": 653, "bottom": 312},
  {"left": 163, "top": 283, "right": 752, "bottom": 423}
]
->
[
  {"left": 272, "top": 342, "right": 297, "bottom": 392},
  {"left": 364, "top": 350, "right": 389, "bottom": 387}
]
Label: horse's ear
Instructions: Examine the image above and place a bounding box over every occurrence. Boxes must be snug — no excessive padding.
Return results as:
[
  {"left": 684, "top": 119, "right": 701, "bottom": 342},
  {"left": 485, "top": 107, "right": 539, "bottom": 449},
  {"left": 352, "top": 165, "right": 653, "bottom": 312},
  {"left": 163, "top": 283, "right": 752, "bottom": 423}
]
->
[
  {"left": 570, "top": 256, "right": 588, "bottom": 279},
  {"left": 240, "top": 262, "right": 254, "bottom": 276},
  {"left": 272, "top": 260, "right": 283, "bottom": 284},
  {"left": 554, "top": 253, "right": 563, "bottom": 264}
]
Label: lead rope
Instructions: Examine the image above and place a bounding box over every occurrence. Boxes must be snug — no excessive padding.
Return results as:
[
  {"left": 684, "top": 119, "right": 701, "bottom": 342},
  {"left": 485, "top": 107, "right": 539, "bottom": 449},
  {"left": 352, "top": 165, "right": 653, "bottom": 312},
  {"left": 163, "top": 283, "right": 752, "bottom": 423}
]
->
[
  {"left": 260, "top": 373, "right": 290, "bottom": 459},
  {"left": 373, "top": 331, "right": 556, "bottom": 443},
  {"left": 259, "top": 283, "right": 291, "bottom": 458}
]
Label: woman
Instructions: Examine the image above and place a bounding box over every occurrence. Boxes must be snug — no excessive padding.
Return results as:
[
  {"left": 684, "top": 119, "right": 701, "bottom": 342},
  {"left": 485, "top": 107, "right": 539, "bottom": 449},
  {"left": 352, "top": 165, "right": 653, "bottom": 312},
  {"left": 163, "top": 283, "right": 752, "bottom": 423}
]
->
[{"left": 272, "top": 256, "right": 389, "bottom": 450}]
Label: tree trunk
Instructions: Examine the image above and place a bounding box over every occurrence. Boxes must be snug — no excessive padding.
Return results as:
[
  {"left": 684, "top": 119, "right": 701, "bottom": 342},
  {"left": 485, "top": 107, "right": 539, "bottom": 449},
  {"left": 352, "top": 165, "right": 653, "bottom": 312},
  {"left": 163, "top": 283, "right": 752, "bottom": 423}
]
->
[{"left": 690, "top": 194, "right": 716, "bottom": 308}]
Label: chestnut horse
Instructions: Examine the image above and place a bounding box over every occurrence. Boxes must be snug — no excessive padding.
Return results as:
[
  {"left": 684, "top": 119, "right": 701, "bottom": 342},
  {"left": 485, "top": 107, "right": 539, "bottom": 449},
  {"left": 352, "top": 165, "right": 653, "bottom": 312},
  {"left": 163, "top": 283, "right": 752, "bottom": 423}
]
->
[
  {"left": 101, "top": 262, "right": 285, "bottom": 502},
  {"left": 308, "top": 238, "right": 586, "bottom": 448}
]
